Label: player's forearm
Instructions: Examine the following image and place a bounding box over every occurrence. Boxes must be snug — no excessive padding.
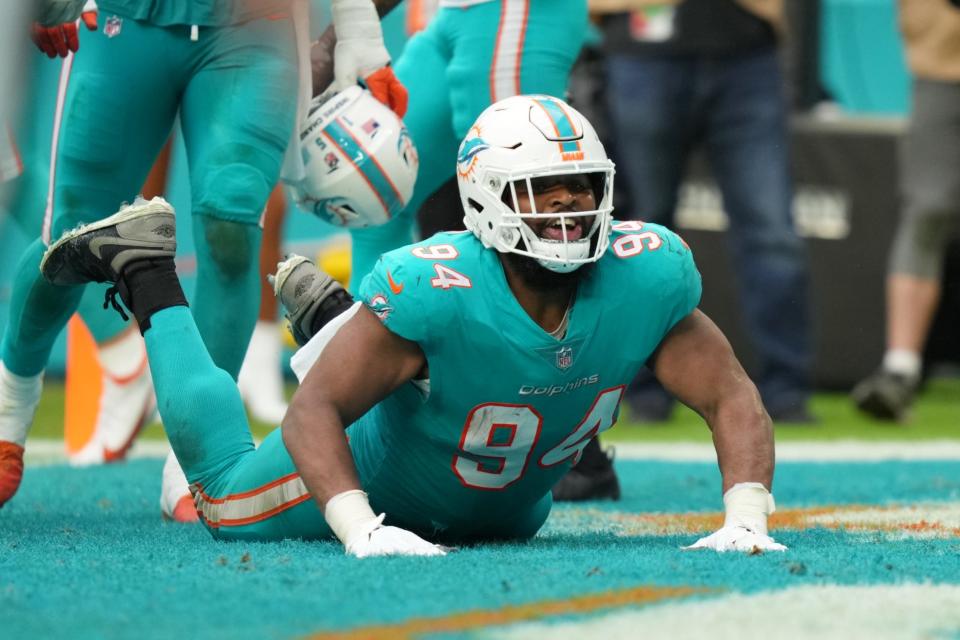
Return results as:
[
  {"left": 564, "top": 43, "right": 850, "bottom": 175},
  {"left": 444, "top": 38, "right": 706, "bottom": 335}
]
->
[
  {"left": 281, "top": 400, "right": 361, "bottom": 506},
  {"left": 707, "top": 383, "right": 775, "bottom": 493}
]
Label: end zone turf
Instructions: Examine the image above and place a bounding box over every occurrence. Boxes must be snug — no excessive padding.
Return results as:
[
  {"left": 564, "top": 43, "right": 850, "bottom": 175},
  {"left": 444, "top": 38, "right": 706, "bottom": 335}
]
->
[{"left": 2, "top": 449, "right": 959, "bottom": 638}]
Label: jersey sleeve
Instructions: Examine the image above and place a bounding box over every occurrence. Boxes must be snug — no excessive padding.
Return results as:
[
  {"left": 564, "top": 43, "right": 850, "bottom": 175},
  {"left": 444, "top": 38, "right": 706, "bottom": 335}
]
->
[
  {"left": 661, "top": 227, "right": 702, "bottom": 332},
  {"left": 357, "top": 248, "right": 436, "bottom": 344},
  {"left": 609, "top": 220, "right": 702, "bottom": 336}
]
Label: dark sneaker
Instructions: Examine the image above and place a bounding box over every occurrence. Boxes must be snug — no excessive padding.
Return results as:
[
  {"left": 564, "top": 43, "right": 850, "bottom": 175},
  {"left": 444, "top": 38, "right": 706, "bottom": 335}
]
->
[
  {"left": 552, "top": 438, "right": 621, "bottom": 502},
  {"left": 851, "top": 368, "right": 919, "bottom": 422},
  {"left": 40, "top": 197, "right": 176, "bottom": 286},
  {"left": 270, "top": 254, "right": 352, "bottom": 347}
]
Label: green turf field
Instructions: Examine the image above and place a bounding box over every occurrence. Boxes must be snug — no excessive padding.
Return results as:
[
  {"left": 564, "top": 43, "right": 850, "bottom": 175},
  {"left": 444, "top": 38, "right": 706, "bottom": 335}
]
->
[{"left": 28, "top": 378, "right": 960, "bottom": 443}]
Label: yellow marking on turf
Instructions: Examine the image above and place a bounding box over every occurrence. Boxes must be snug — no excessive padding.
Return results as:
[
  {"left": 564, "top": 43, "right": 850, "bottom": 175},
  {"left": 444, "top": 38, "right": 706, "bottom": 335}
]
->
[
  {"left": 555, "top": 503, "right": 960, "bottom": 538},
  {"left": 306, "top": 585, "right": 705, "bottom": 640}
]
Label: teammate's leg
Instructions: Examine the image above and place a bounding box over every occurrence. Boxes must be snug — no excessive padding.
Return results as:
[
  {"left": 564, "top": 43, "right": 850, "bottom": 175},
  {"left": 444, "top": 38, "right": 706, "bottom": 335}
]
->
[
  {"left": 178, "top": 17, "right": 297, "bottom": 379},
  {"left": 0, "top": 21, "right": 181, "bottom": 502},
  {"left": 445, "top": 0, "right": 587, "bottom": 138},
  {"left": 237, "top": 185, "right": 289, "bottom": 424}
]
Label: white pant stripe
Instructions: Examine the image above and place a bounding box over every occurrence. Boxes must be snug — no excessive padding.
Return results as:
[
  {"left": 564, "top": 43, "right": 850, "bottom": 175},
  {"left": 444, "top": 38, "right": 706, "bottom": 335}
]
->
[
  {"left": 194, "top": 475, "right": 311, "bottom": 528},
  {"left": 43, "top": 51, "right": 75, "bottom": 246},
  {"left": 490, "top": 0, "right": 529, "bottom": 103}
]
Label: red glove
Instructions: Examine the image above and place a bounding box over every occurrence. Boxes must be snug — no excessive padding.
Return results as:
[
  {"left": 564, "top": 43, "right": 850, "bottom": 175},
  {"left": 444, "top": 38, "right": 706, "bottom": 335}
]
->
[
  {"left": 364, "top": 66, "right": 408, "bottom": 118},
  {"left": 31, "top": 7, "right": 98, "bottom": 58}
]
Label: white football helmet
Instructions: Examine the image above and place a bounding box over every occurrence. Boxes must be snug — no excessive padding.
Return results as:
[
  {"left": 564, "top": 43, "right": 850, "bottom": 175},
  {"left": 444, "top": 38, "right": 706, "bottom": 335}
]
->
[
  {"left": 295, "top": 86, "right": 419, "bottom": 228},
  {"left": 457, "top": 95, "right": 615, "bottom": 273}
]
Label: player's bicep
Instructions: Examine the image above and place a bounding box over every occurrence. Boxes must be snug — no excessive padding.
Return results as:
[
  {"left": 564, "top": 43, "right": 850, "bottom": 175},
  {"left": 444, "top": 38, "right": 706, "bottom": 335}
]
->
[
  {"left": 650, "top": 309, "right": 753, "bottom": 421},
  {"left": 294, "top": 305, "right": 426, "bottom": 426}
]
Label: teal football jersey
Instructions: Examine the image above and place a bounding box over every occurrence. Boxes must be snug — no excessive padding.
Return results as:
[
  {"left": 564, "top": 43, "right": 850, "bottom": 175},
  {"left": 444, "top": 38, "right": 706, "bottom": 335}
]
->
[
  {"left": 96, "top": 0, "right": 294, "bottom": 26},
  {"left": 352, "top": 222, "right": 702, "bottom": 540}
]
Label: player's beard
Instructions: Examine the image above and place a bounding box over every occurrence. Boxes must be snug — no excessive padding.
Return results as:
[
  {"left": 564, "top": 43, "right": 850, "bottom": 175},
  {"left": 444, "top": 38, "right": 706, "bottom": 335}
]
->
[{"left": 502, "top": 244, "right": 597, "bottom": 293}]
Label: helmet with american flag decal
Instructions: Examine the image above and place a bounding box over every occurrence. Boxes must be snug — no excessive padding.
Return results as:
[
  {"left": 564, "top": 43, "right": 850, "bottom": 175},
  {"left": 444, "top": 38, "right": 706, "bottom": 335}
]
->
[{"left": 294, "top": 86, "right": 419, "bottom": 229}]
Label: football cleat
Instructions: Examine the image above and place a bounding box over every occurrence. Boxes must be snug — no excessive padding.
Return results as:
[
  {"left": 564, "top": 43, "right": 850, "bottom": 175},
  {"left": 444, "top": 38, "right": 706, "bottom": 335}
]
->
[
  {"left": 69, "top": 357, "right": 156, "bottom": 466},
  {"left": 552, "top": 437, "right": 621, "bottom": 502},
  {"left": 270, "top": 254, "right": 352, "bottom": 347},
  {"left": 0, "top": 362, "right": 43, "bottom": 506},
  {"left": 40, "top": 196, "right": 176, "bottom": 287},
  {"left": 0, "top": 441, "right": 25, "bottom": 507},
  {"left": 851, "top": 368, "right": 919, "bottom": 422}
]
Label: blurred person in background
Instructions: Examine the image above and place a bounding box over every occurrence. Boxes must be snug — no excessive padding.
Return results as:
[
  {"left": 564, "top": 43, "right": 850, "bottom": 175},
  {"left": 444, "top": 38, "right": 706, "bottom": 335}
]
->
[
  {"left": 0, "top": 0, "right": 33, "bottom": 197},
  {"left": 852, "top": 0, "right": 960, "bottom": 421},
  {"left": 0, "top": 0, "right": 403, "bottom": 517},
  {"left": 590, "top": 0, "right": 813, "bottom": 424}
]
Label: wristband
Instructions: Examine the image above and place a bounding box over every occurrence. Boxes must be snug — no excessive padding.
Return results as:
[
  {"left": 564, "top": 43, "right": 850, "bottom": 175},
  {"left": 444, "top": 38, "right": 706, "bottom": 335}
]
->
[
  {"left": 324, "top": 489, "right": 379, "bottom": 546},
  {"left": 722, "top": 482, "right": 775, "bottom": 535}
]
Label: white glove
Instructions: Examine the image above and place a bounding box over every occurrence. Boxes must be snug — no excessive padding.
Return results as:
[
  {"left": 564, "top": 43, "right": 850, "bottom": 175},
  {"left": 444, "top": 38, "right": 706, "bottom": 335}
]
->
[
  {"left": 329, "top": 0, "right": 407, "bottom": 115},
  {"left": 345, "top": 513, "right": 447, "bottom": 559},
  {"left": 325, "top": 489, "right": 446, "bottom": 559},
  {"left": 683, "top": 525, "right": 787, "bottom": 553},
  {"left": 682, "top": 482, "right": 788, "bottom": 553}
]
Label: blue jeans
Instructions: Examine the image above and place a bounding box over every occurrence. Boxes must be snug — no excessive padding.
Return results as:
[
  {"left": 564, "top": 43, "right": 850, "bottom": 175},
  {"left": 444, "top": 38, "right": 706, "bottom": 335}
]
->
[{"left": 606, "top": 47, "right": 811, "bottom": 412}]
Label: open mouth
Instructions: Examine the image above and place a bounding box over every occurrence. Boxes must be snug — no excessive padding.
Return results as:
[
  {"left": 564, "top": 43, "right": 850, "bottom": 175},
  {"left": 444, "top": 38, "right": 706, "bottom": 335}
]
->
[{"left": 539, "top": 216, "right": 585, "bottom": 242}]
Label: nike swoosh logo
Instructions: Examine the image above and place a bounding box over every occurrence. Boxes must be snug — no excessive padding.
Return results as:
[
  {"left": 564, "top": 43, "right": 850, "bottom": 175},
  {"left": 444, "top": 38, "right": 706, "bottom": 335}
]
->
[
  {"left": 88, "top": 236, "right": 172, "bottom": 258},
  {"left": 387, "top": 270, "right": 403, "bottom": 294}
]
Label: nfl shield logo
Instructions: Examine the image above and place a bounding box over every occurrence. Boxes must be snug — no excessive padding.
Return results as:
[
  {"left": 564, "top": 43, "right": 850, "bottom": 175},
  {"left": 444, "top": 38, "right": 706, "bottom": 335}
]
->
[
  {"left": 556, "top": 347, "right": 573, "bottom": 370},
  {"left": 104, "top": 15, "right": 123, "bottom": 38}
]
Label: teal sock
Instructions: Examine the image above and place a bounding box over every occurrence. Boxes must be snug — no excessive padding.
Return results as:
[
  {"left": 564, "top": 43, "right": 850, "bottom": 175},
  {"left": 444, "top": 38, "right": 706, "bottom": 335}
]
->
[
  {"left": 144, "top": 306, "right": 254, "bottom": 487},
  {"left": 1, "top": 238, "right": 84, "bottom": 376}
]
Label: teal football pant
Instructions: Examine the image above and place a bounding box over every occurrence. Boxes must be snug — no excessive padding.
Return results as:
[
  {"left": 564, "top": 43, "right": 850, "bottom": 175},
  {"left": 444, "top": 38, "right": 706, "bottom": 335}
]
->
[
  {"left": 147, "top": 305, "right": 551, "bottom": 543},
  {"left": 348, "top": 0, "right": 587, "bottom": 291},
  {"left": 1, "top": 16, "right": 297, "bottom": 379}
]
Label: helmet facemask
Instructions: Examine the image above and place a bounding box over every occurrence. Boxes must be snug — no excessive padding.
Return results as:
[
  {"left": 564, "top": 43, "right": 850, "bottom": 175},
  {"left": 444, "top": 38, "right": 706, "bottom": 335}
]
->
[{"left": 492, "top": 168, "right": 614, "bottom": 273}]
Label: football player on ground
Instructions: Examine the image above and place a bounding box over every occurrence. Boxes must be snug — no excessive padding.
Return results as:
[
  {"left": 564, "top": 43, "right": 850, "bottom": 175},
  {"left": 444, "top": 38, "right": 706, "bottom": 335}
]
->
[
  {"left": 308, "top": 0, "right": 617, "bottom": 501},
  {"left": 41, "top": 95, "right": 785, "bottom": 556},
  {"left": 0, "top": 0, "right": 404, "bottom": 509}
]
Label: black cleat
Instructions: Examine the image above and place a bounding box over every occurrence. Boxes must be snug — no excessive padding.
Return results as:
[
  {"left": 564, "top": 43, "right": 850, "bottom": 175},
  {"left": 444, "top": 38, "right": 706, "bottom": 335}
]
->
[
  {"left": 552, "top": 438, "right": 621, "bottom": 502},
  {"left": 851, "top": 368, "right": 919, "bottom": 422},
  {"left": 40, "top": 196, "right": 176, "bottom": 287},
  {"left": 270, "top": 254, "right": 353, "bottom": 347}
]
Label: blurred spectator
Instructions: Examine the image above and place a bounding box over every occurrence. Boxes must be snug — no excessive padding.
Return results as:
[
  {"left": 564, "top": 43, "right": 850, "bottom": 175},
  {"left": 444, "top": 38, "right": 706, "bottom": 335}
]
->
[
  {"left": 852, "top": 0, "right": 960, "bottom": 421},
  {"left": 591, "top": 0, "right": 813, "bottom": 422}
]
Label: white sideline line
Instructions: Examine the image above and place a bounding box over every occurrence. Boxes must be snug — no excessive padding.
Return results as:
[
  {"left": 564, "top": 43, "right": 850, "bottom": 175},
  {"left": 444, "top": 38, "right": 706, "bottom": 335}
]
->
[
  {"left": 22, "top": 439, "right": 960, "bottom": 465},
  {"left": 24, "top": 439, "right": 172, "bottom": 465},
  {"left": 614, "top": 440, "right": 960, "bottom": 461}
]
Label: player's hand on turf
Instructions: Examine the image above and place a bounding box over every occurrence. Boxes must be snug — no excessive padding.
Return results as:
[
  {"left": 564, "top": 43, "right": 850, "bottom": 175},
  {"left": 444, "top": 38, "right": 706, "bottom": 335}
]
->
[
  {"left": 682, "top": 525, "right": 788, "bottom": 554},
  {"left": 32, "top": 0, "right": 97, "bottom": 58},
  {"left": 345, "top": 514, "right": 447, "bottom": 558},
  {"left": 330, "top": 0, "right": 408, "bottom": 117}
]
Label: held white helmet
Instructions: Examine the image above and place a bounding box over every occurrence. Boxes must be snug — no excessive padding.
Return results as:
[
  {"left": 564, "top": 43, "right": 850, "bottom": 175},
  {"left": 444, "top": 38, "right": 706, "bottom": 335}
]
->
[
  {"left": 295, "top": 86, "right": 419, "bottom": 228},
  {"left": 457, "top": 95, "right": 615, "bottom": 273}
]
